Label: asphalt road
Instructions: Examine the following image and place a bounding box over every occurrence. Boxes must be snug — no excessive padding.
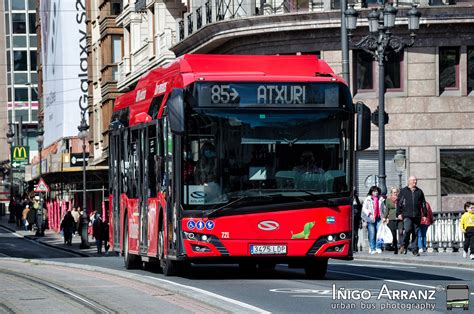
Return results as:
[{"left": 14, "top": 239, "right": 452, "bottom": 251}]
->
[
  {"left": 1, "top": 226, "right": 473, "bottom": 313},
  {"left": 0, "top": 227, "right": 80, "bottom": 259}
]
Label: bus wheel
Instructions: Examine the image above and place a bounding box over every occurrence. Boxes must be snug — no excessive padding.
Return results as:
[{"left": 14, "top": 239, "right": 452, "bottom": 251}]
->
[
  {"left": 304, "top": 258, "right": 328, "bottom": 279},
  {"left": 124, "top": 217, "right": 141, "bottom": 269}
]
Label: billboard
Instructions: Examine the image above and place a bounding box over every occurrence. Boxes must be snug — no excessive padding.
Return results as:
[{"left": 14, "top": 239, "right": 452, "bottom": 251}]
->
[{"left": 40, "top": 0, "right": 88, "bottom": 147}]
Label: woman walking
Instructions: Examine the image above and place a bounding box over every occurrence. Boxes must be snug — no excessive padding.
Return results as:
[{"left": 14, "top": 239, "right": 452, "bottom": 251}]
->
[
  {"left": 362, "top": 186, "right": 386, "bottom": 254},
  {"left": 384, "top": 187, "right": 402, "bottom": 254}
]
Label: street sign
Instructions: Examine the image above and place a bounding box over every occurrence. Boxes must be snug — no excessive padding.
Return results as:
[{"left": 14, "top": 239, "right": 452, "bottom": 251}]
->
[
  {"left": 11, "top": 146, "right": 29, "bottom": 168},
  {"left": 34, "top": 178, "right": 50, "bottom": 193},
  {"left": 70, "top": 153, "right": 89, "bottom": 167}
]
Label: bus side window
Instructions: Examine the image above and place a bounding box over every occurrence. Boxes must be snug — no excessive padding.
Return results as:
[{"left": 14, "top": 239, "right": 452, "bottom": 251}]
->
[
  {"left": 148, "top": 123, "right": 157, "bottom": 197},
  {"left": 121, "top": 128, "right": 130, "bottom": 197},
  {"left": 157, "top": 119, "right": 165, "bottom": 192},
  {"left": 130, "top": 129, "right": 139, "bottom": 197}
]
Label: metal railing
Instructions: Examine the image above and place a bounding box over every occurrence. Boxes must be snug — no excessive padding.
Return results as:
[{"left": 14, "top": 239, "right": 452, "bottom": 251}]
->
[{"left": 357, "top": 212, "right": 466, "bottom": 253}]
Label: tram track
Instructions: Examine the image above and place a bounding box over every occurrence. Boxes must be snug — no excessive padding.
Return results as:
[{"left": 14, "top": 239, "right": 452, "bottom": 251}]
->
[{"left": 0, "top": 269, "right": 116, "bottom": 313}]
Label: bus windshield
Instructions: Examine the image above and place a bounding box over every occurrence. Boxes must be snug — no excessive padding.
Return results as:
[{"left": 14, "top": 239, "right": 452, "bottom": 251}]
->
[{"left": 182, "top": 107, "right": 352, "bottom": 210}]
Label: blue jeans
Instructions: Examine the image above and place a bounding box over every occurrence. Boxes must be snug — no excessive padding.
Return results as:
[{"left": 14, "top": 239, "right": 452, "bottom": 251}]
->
[
  {"left": 367, "top": 218, "right": 382, "bottom": 251},
  {"left": 418, "top": 224, "right": 428, "bottom": 250}
]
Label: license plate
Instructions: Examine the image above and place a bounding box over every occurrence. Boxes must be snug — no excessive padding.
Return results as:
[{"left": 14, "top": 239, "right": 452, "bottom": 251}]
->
[{"left": 250, "top": 245, "right": 287, "bottom": 255}]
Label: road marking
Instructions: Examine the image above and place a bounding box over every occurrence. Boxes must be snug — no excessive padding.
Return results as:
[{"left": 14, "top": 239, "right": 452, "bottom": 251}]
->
[
  {"left": 329, "top": 269, "right": 474, "bottom": 295},
  {"left": 351, "top": 258, "right": 474, "bottom": 272},
  {"left": 146, "top": 276, "right": 271, "bottom": 313},
  {"left": 338, "top": 263, "right": 417, "bottom": 269}
]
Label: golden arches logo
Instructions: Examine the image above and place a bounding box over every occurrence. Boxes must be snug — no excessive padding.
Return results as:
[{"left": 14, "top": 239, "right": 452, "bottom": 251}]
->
[{"left": 13, "top": 146, "right": 28, "bottom": 161}]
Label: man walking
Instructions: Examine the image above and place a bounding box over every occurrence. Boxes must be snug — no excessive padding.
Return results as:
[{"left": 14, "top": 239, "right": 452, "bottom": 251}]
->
[{"left": 397, "top": 176, "right": 427, "bottom": 256}]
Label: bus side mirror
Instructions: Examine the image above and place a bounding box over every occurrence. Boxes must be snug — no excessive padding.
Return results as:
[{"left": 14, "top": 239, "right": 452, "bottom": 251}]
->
[
  {"left": 356, "top": 102, "right": 371, "bottom": 151},
  {"left": 168, "top": 88, "right": 185, "bottom": 135}
]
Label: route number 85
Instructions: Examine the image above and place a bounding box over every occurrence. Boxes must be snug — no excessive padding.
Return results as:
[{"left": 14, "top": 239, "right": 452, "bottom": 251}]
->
[{"left": 211, "top": 85, "right": 238, "bottom": 104}]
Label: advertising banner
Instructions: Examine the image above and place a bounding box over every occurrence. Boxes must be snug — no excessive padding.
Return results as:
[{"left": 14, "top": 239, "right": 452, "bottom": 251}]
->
[{"left": 40, "top": 0, "right": 88, "bottom": 147}]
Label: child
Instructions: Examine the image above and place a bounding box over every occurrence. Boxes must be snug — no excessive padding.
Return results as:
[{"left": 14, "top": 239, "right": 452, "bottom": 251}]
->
[{"left": 460, "top": 202, "right": 474, "bottom": 259}]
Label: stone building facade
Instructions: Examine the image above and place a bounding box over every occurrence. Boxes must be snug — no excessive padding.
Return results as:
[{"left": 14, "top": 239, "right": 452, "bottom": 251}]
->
[{"left": 110, "top": 0, "right": 474, "bottom": 212}]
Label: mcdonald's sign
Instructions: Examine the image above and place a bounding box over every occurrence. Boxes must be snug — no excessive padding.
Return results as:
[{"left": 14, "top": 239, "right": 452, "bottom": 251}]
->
[{"left": 11, "top": 146, "right": 29, "bottom": 166}]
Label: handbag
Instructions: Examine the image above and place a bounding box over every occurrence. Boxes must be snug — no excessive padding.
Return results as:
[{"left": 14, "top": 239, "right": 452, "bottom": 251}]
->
[{"left": 376, "top": 223, "right": 393, "bottom": 245}]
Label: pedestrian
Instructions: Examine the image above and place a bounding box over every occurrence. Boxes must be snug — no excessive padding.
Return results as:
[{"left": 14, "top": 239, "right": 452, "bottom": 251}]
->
[
  {"left": 92, "top": 212, "right": 103, "bottom": 255},
  {"left": 71, "top": 207, "right": 80, "bottom": 234},
  {"left": 60, "top": 211, "right": 75, "bottom": 246},
  {"left": 397, "top": 176, "right": 427, "bottom": 256},
  {"left": 26, "top": 201, "right": 36, "bottom": 231},
  {"left": 384, "top": 186, "right": 402, "bottom": 254},
  {"left": 418, "top": 201, "right": 434, "bottom": 253},
  {"left": 460, "top": 202, "right": 474, "bottom": 259},
  {"left": 15, "top": 196, "right": 23, "bottom": 227},
  {"left": 362, "top": 185, "right": 386, "bottom": 254},
  {"left": 22, "top": 204, "right": 30, "bottom": 231},
  {"left": 353, "top": 188, "right": 362, "bottom": 252},
  {"left": 101, "top": 218, "right": 110, "bottom": 255}
]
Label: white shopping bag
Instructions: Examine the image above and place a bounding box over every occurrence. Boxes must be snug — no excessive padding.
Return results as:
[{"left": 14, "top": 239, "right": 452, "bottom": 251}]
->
[{"left": 376, "top": 223, "right": 393, "bottom": 245}]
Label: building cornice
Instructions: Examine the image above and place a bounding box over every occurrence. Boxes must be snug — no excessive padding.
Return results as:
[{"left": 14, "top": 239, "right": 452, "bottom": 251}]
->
[{"left": 171, "top": 6, "right": 474, "bottom": 56}]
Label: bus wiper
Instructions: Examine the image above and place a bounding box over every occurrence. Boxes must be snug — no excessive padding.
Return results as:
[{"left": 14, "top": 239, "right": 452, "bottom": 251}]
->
[{"left": 206, "top": 195, "right": 274, "bottom": 218}]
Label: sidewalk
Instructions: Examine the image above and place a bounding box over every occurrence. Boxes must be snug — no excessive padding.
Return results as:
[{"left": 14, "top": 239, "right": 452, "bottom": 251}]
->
[
  {"left": 0, "top": 215, "right": 100, "bottom": 257},
  {"left": 353, "top": 249, "right": 474, "bottom": 269},
  {"left": 2, "top": 214, "right": 474, "bottom": 268}
]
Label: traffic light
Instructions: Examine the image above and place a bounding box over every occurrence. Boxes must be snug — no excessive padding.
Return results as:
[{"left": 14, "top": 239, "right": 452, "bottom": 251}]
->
[{"left": 371, "top": 108, "right": 389, "bottom": 127}]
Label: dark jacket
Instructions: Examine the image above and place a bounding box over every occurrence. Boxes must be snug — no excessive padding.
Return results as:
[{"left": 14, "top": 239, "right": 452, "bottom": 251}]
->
[{"left": 397, "top": 186, "right": 426, "bottom": 218}]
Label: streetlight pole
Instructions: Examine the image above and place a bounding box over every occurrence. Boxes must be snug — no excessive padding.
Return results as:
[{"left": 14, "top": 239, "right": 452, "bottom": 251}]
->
[
  {"left": 36, "top": 124, "right": 44, "bottom": 236},
  {"left": 345, "top": 2, "right": 421, "bottom": 195},
  {"left": 341, "top": 0, "right": 350, "bottom": 86},
  {"left": 78, "top": 115, "right": 90, "bottom": 249},
  {"left": 6, "top": 124, "right": 15, "bottom": 223}
]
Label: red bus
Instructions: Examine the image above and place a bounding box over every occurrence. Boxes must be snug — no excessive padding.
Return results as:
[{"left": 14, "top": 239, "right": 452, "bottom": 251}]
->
[{"left": 108, "top": 54, "right": 371, "bottom": 278}]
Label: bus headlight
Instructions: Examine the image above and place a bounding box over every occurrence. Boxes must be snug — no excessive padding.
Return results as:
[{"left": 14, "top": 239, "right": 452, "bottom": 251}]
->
[{"left": 184, "top": 232, "right": 195, "bottom": 240}]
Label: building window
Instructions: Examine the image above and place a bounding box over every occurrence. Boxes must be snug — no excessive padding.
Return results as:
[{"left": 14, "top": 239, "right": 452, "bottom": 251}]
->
[
  {"left": 112, "top": 35, "right": 122, "bottom": 81},
  {"left": 13, "top": 50, "right": 27, "bottom": 70},
  {"left": 31, "top": 86, "right": 38, "bottom": 100},
  {"left": 14, "top": 72, "right": 28, "bottom": 84},
  {"left": 14, "top": 88, "right": 28, "bottom": 101},
  {"left": 468, "top": 47, "right": 474, "bottom": 94},
  {"left": 31, "top": 109, "right": 38, "bottom": 122},
  {"left": 15, "top": 110, "right": 29, "bottom": 123},
  {"left": 6, "top": 13, "right": 10, "bottom": 34},
  {"left": 13, "top": 35, "right": 27, "bottom": 47},
  {"left": 440, "top": 150, "right": 474, "bottom": 195},
  {"left": 111, "top": 0, "right": 122, "bottom": 15},
  {"left": 439, "top": 47, "right": 460, "bottom": 93},
  {"left": 28, "top": 0, "right": 36, "bottom": 10},
  {"left": 30, "top": 51, "right": 37, "bottom": 71},
  {"left": 12, "top": 13, "right": 26, "bottom": 34},
  {"left": 354, "top": 50, "right": 374, "bottom": 92},
  {"left": 12, "top": 0, "right": 26, "bottom": 10},
  {"left": 29, "top": 13, "right": 36, "bottom": 34},
  {"left": 385, "top": 51, "right": 403, "bottom": 91}
]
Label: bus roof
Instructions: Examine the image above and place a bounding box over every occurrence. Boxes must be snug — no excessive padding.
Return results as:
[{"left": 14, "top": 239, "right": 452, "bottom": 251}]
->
[{"left": 113, "top": 54, "right": 346, "bottom": 123}]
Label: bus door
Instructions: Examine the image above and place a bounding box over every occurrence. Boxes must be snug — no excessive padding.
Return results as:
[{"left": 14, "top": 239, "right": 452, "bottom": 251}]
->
[
  {"left": 140, "top": 120, "right": 158, "bottom": 253},
  {"left": 136, "top": 125, "right": 149, "bottom": 255},
  {"left": 163, "top": 115, "right": 180, "bottom": 257},
  {"left": 109, "top": 129, "right": 121, "bottom": 250}
]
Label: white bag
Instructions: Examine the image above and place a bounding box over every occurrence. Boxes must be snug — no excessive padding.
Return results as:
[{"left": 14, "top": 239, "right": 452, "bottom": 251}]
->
[{"left": 376, "top": 223, "right": 393, "bottom": 245}]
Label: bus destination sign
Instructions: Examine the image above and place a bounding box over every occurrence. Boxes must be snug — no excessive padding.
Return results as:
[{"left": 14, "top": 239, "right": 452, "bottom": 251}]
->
[{"left": 196, "top": 82, "right": 340, "bottom": 107}]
